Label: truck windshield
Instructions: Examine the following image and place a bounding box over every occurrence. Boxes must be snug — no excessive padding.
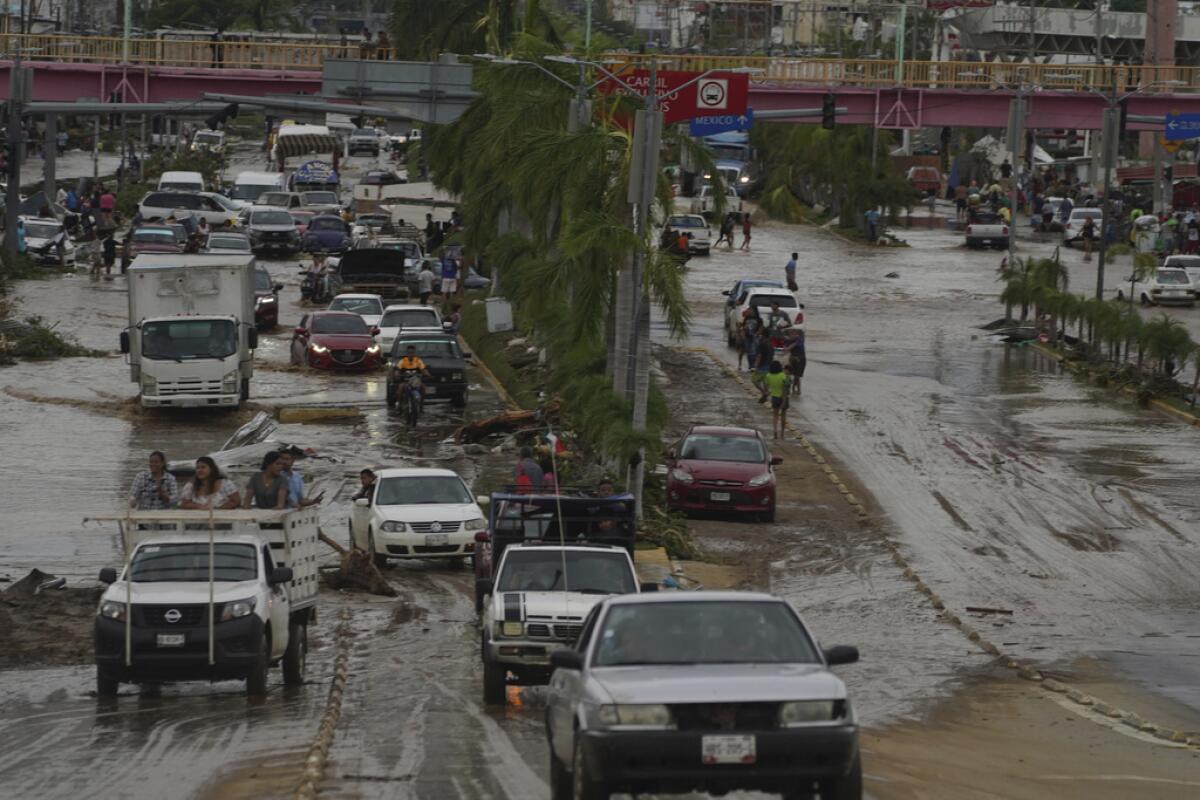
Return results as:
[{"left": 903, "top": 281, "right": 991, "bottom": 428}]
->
[
  {"left": 129, "top": 542, "right": 257, "bottom": 582},
  {"left": 142, "top": 319, "right": 237, "bottom": 360},
  {"left": 232, "top": 184, "right": 276, "bottom": 201},
  {"left": 375, "top": 476, "right": 472, "bottom": 505},
  {"left": 497, "top": 550, "right": 636, "bottom": 594}
]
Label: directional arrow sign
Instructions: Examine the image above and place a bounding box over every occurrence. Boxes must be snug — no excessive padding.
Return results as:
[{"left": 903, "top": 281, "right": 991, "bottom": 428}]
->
[
  {"left": 1164, "top": 112, "right": 1200, "bottom": 141},
  {"left": 690, "top": 108, "right": 754, "bottom": 137}
]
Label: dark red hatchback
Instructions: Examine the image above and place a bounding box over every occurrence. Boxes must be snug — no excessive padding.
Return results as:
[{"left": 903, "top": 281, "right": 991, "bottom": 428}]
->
[
  {"left": 290, "top": 311, "right": 383, "bottom": 370},
  {"left": 665, "top": 425, "right": 781, "bottom": 521}
]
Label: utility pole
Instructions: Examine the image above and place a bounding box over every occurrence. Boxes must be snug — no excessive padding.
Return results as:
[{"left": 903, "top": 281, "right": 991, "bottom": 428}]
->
[
  {"left": 1006, "top": 92, "right": 1026, "bottom": 262},
  {"left": 1096, "top": 99, "right": 1119, "bottom": 300},
  {"left": 4, "top": 0, "right": 26, "bottom": 261},
  {"left": 43, "top": 113, "right": 56, "bottom": 202}
]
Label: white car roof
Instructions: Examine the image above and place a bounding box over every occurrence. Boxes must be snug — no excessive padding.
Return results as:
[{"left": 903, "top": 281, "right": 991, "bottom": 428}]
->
[
  {"left": 382, "top": 304, "right": 439, "bottom": 313},
  {"left": 376, "top": 467, "right": 465, "bottom": 479},
  {"left": 333, "top": 293, "right": 384, "bottom": 300},
  {"left": 744, "top": 287, "right": 796, "bottom": 298},
  {"left": 506, "top": 544, "right": 628, "bottom": 555},
  {"left": 250, "top": 205, "right": 290, "bottom": 213}
]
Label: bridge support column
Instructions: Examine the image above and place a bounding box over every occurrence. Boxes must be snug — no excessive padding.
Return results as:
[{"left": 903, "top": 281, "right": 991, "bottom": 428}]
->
[{"left": 43, "top": 113, "right": 56, "bottom": 202}]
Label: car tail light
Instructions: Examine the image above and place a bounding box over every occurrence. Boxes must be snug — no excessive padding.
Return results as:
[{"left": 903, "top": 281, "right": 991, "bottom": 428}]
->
[{"left": 1002, "top": 226, "right": 1009, "bottom": 235}]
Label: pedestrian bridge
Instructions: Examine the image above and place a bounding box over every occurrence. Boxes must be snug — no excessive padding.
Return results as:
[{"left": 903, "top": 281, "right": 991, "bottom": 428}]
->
[{"left": 3, "top": 32, "right": 1200, "bottom": 130}]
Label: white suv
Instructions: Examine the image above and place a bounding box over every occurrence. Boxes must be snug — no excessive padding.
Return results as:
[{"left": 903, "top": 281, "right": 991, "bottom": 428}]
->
[
  {"left": 726, "top": 286, "right": 803, "bottom": 338},
  {"left": 480, "top": 543, "right": 643, "bottom": 705},
  {"left": 350, "top": 468, "right": 487, "bottom": 566}
]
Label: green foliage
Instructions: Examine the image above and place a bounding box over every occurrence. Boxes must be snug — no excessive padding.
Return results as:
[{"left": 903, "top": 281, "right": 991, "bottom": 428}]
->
[
  {"left": 143, "top": 0, "right": 288, "bottom": 32},
  {"left": 3, "top": 316, "right": 104, "bottom": 360},
  {"left": 751, "top": 123, "right": 911, "bottom": 227},
  {"left": 457, "top": 301, "right": 540, "bottom": 408},
  {"left": 0, "top": 251, "right": 51, "bottom": 280}
]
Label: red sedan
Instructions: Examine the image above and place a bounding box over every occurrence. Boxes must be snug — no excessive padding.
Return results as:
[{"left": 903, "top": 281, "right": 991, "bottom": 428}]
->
[
  {"left": 665, "top": 425, "right": 782, "bottom": 521},
  {"left": 290, "top": 311, "right": 383, "bottom": 370}
]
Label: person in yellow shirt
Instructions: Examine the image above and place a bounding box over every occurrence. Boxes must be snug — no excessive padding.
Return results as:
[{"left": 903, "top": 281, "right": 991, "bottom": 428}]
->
[
  {"left": 395, "top": 345, "right": 431, "bottom": 377},
  {"left": 759, "top": 360, "right": 791, "bottom": 439}
]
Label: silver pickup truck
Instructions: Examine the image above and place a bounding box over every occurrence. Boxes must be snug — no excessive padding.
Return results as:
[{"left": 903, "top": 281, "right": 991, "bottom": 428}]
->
[{"left": 964, "top": 211, "right": 1009, "bottom": 249}]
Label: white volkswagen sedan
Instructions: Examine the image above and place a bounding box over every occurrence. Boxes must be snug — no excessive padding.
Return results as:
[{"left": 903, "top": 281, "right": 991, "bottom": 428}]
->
[{"left": 350, "top": 468, "right": 487, "bottom": 566}]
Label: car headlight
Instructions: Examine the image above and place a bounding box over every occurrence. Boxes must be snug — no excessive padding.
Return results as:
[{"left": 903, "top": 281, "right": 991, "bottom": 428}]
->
[
  {"left": 670, "top": 468, "right": 694, "bottom": 484},
  {"left": 464, "top": 518, "right": 486, "bottom": 531},
  {"left": 500, "top": 621, "right": 523, "bottom": 637},
  {"left": 740, "top": 175, "right": 750, "bottom": 183},
  {"left": 778, "top": 700, "right": 837, "bottom": 726},
  {"left": 747, "top": 472, "right": 773, "bottom": 487},
  {"left": 220, "top": 597, "right": 256, "bottom": 622},
  {"left": 451, "top": 371, "right": 463, "bottom": 380},
  {"left": 309, "top": 343, "right": 329, "bottom": 354},
  {"left": 366, "top": 344, "right": 381, "bottom": 355},
  {"left": 380, "top": 520, "right": 406, "bottom": 532},
  {"left": 141, "top": 376, "right": 157, "bottom": 393},
  {"left": 257, "top": 295, "right": 276, "bottom": 306},
  {"left": 99, "top": 600, "right": 126, "bottom": 620},
  {"left": 595, "top": 704, "right": 675, "bottom": 729},
  {"left": 222, "top": 370, "right": 238, "bottom": 392}
]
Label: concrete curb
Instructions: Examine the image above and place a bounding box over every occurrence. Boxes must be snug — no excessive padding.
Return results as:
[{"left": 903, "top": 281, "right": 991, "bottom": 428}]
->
[
  {"left": 458, "top": 333, "right": 522, "bottom": 411},
  {"left": 679, "top": 343, "right": 1199, "bottom": 751},
  {"left": 293, "top": 608, "right": 354, "bottom": 799},
  {"left": 278, "top": 406, "right": 363, "bottom": 424}
]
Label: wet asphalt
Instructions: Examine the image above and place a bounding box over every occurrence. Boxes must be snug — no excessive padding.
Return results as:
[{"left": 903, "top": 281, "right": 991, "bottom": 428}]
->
[{"left": 2, "top": 146, "right": 1199, "bottom": 799}]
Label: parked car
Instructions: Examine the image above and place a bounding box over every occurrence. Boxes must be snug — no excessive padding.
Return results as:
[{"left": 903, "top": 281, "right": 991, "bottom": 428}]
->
[
  {"left": 1062, "top": 207, "right": 1103, "bottom": 247},
  {"left": 1114, "top": 267, "right": 1196, "bottom": 307},
  {"left": 725, "top": 286, "right": 802, "bottom": 345},
  {"left": 665, "top": 425, "right": 782, "bottom": 521},
  {"left": 963, "top": 211, "right": 1009, "bottom": 249},
  {"left": 254, "top": 267, "right": 282, "bottom": 329},
  {"left": 906, "top": 165, "right": 943, "bottom": 197},
  {"left": 377, "top": 304, "right": 444, "bottom": 353},
  {"left": 138, "top": 190, "right": 241, "bottom": 226},
  {"left": 302, "top": 214, "right": 351, "bottom": 253},
  {"left": 479, "top": 543, "right": 643, "bottom": 704},
  {"left": 349, "top": 467, "right": 486, "bottom": 566},
  {"left": 1163, "top": 254, "right": 1200, "bottom": 285},
  {"left": 205, "top": 231, "right": 252, "bottom": 254},
  {"left": 348, "top": 128, "right": 381, "bottom": 156},
  {"left": 289, "top": 311, "right": 383, "bottom": 369},
  {"left": 664, "top": 213, "right": 712, "bottom": 255},
  {"left": 157, "top": 171, "right": 206, "bottom": 192},
  {"left": 545, "top": 592, "right": 861, "bottom": 800},
  {"left": 21, "top": 216, "right": 75, "bottom": 268},
  {"left": 247, "top": 207, "right": 301, "bottom": 255},
  {"left": 256, "top": 191, "right": 304, "bottom": 209},
  {"left": 689, "top": 182, "right": 742, "bottom": 218},
  {"left": 328, "top": 293, "right": 385, "bottom": 327},
  {"left": 386, "top": 330, "right": 470, "bottom": 407}
]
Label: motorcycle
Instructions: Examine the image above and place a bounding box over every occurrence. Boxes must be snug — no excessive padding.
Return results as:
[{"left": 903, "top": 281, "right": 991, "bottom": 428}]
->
[{"left": 399, "top": 370, "right": 423, "bottom": 426}]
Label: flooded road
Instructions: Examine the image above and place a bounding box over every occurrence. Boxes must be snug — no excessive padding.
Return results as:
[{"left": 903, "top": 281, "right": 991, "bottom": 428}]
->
[{"left": 667, "top": 213, "right": 1200, "bottom": 722}]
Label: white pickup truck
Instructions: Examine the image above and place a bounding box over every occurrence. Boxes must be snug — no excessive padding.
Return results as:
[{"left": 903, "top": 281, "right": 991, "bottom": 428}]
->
[
  {"left": 92, "top": 508, "right": 320, "bottom": 697},
  {"left": 479, "top": 543, "right": 649, "bottom": 705},
  {"left": 963, "top": 211, "right": 1009, "bottom": 249}
]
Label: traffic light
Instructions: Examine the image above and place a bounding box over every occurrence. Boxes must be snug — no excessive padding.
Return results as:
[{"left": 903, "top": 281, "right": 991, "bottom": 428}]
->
[
  {"left": 821, "top": 92, "right": 836, "bottom": 130},
  {"left": 204, "top": 103, "right": 239, "bottom": 131}
]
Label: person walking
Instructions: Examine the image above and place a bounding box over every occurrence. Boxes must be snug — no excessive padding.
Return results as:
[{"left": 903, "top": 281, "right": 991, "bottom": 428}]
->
[
  {"left": 243, "top": 451, "right": 289, "bottom": 510},
  {"left": 417, "top": 261, "right": 436, "bottom": 305},
  {"left": 759, "top": 361, "right": 791, "bottom": 439},
  {"left": 1081, "top": 216, "right": 1096, "bottom": 261},
  {"left": 440, "top": 255, "right": 459, "bottom": 296},
  {"left": 739, "top": 307, "right": 762, "bottom": 371},
  {"left": 102, "top": 233, "right": 117, "bottom": 276},
  {"left": 179, "top": 457, "right": 241, "bottom": 509},
  {"left": 954, "top": 182, "right": 968, "bottom": 222},
  {"left": 99, "top": 187, "right": 116, "bottom": 229},
  {"left": 865, "top": 207, "right": 880, "bottom": 242},
  {"left": 129, "top": 451, "right": 179, "bottom": 510},
  {"left": 784, "top": 252, "right": 798, "bottom": 292},
  {"left": 739, "top": 212, "right": 753, "bottom": 251},
  {"left": 788, "top": 330, "right": 807, "bottom": 395}
]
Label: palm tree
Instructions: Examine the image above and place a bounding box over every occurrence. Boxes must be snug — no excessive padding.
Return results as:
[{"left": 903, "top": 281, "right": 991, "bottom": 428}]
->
[{"left": 1142, "top": 314, "right": 1192, "bottom": 377}]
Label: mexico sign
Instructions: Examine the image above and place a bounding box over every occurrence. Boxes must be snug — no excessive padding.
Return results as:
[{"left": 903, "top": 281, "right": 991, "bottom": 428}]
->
[{"left": 597, "top": 69, "right": 749, "bottom": 125}]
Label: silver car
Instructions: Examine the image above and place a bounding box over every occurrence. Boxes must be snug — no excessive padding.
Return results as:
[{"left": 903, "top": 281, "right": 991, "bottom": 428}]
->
[{"left": 544, "top": 592, "right": 861, "bottom": 800}]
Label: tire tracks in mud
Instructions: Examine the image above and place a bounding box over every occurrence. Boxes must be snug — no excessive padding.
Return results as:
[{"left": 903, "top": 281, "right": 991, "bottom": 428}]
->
[{"left": 682, "top": 345, "right": 1200, "bottom": 750}]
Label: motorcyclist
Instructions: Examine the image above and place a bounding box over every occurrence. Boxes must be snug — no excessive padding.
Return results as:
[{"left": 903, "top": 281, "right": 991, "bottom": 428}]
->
[{"left": 395, "top": 344, "right": 432, "bottom": 400}]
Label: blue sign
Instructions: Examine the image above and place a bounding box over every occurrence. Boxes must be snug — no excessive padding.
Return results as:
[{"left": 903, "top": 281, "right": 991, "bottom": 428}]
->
[
  {"left": 1165, "top": 112, "right": 1200, "bottom": 141},
  {"left": 690, "top": 109, "right": 753, "bottom": 137}
]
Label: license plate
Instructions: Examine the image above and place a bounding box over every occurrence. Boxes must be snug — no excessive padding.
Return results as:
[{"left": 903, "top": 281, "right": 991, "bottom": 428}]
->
[
  {"left": 156, "top": 634, "right": 185, "bottom": 648},
  {"left": 702, "top": 734, "right": 756, "bottom": 765},
  {"left": 980, "top": 239, "right": 991, "bottom": 244},
  {"left": 425, "top": 533, "right": 449, "bottom": 546},
  {"left": 710, "top": 492, "right": 731, "bottom": 502},
  {"left": 426, "top": 385, "right": 438, "bottom": 395}
]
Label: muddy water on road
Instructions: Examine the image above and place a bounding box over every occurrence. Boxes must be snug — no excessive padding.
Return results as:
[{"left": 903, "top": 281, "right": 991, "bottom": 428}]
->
[{"left": 669, "top": 216, "right": 1200, "bottom": 721}]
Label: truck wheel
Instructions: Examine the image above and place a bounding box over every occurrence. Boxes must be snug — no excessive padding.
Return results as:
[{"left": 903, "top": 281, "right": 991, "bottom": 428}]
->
[
  {"left": 96, "top": 668, "right": 119, "bottom": 698},
  {"left": 283, "top": 621, "right": 307, "bottom": 686},
  {"left": 246, "top": 632, "right": 270, "bottom": 697},
  {"left": 817, "top": 751, "right": 862, "bottom": 800},
  {"left": 572, "top": 736, "right": 610, "bottom": 800},
  {"left": 368, "top": 530, "right": 388, "bottom": 569},
  {"left": 482, "top": 655, "right": 507, "bottom": 705},
  {"left": 549, "top": 745, "right": 573, "bottom": 800}
]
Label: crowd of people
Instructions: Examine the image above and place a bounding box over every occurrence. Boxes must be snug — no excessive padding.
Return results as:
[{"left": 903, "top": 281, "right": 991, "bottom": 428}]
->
[{"left": 128, "top": 449, "right": 327, "bottom": 511}]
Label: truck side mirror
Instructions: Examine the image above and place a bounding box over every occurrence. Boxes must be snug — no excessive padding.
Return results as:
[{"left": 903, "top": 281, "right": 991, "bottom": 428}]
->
[
  {"left": 248, "top": 328, "right": 258, "bottom": 349},
  {"left": 269, "top": 567, "right": 294, "bottom": 585},
  {"left": 770, "top": 456, "right": 783, "bottom": 466},
  {"left": 639, "top": 581, "right": 659, "bottom": 593},
  {"left": 119, "top": 331, "right": 130, "bottom": 354},
  {"left": 475, "top": 495, "right": 490, "bottom": 506},
  {"left": 295, "top": 326, "right": 306, "bottom": 336},
  {"left": 823, "top": 645, "right": 860, "bottom": 666},
  {"left": 98, "top": 567, "right": 117, "bottom": 584},
  {"left": 550, "top": 650, "right": 584, "bottom": 671}
]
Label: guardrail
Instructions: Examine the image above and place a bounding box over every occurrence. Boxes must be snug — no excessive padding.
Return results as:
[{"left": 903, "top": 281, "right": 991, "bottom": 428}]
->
[{"left": 2, "top": 33, "right": 1200, "bottom": 95}]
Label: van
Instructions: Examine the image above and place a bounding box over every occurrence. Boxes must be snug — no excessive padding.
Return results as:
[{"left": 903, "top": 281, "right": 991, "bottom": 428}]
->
[
  {"left": 158, "top": 171, "right": 206, "bottom": 192},
  {"left": 229, "top": 171, "right": 287, "bottom": 209}
]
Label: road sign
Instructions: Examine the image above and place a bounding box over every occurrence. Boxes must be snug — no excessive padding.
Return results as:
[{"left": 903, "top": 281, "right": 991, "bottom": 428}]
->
[
  {"left": 689, "top": 108, "right": 753, "bottom": 136},
  {"left": 1161, "top": 136, "right": 1183, "bottom": 154},
  {"left": 1164, "top": 112, "right": 1200, "bottom": 141},
  {"left": 598, "top": 69, "right": 749, "bottom": 125}
]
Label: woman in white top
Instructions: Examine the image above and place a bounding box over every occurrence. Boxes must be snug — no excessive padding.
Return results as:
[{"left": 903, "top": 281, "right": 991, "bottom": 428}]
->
[{"left": 179, "top": 456, "right": 241, "bottom": 510}]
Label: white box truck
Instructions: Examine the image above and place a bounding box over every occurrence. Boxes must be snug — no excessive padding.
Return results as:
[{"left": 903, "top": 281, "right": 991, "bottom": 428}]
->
[
  {"left": 91, "top": 508, "right": 321, "bottom": 697},
  {"left": 120, "top": 255, "right": 257, "bottom": 408}
]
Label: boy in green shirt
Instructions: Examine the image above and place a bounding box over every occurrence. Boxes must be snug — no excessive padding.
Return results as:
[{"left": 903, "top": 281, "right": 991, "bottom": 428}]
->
[{"left": 760, "top": 360, "right": 791, "bottom": 439}]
